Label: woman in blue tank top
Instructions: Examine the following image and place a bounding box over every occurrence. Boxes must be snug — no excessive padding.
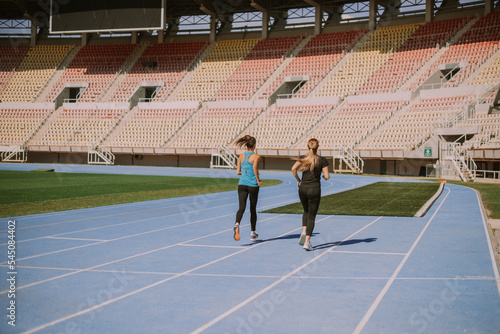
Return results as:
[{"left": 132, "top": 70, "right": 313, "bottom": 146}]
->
[{"left": 233, "top": 135, "right": 262, "bottom": 242}]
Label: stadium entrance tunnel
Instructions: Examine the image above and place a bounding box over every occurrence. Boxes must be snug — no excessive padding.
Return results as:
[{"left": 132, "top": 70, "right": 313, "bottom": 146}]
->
[
  {"left": 270, "top": 75, "right": 309, "bottom": 103},
  {"left": 129, "top": 82, "right": 164, "bottom": 106},
  {"left": 417, "top": 62, "right": 467, "bottom": 93},
  {"left": 54, "top": 83, "right": 88, "bottom": 107}
]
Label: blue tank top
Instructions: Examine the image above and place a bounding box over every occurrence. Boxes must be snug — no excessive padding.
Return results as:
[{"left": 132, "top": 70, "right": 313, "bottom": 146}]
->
[{"left": 239, "top": 151, "right": 259, "bottom": 187}]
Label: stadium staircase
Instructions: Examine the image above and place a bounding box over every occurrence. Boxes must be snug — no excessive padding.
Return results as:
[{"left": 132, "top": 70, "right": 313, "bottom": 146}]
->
[
  {"left": 27, "top": 106, "right": 64, "bottom": 148},
  {"left": 399, "top": 16, "right": 478, "bottom": 94},
  {"left": 1, "top": 105, "right": 55, "bottom": 162},
  {"left": 88, "top": 145, "right": 115, "bottom": 165},
  {"left": 251, "top": 36, "right": 312, "bottom": 101},
  {"left": 334, "top": 145, "right": 364, "bottom": 174},
  {"left": 462, "top": 46, "right": 500, "bottom": 86},
  {"left": 288, "top": 102, "right": 340, "bottom": 150},
  {"left": 309, "top": 31, "right": 373, "bottom": 98},
  {"left": 100, "top": 106, "right": 137, "bottom": 147},
  {"left": 165, "top": 42, "right": 216, "bottom": 102},
  {"left": 99, "top": 42, "right": 150, "bottom": 103},
  {"left": 210, "top": 145, "right": 238, "bottom": 169},
  {"left": 164, "top": 103, "right": 205, "bottom": 147},
  {"left": 441, "top": 141, "right": 476, "bottom": 182},
  {"left": 1, "top": 145, "right": 27, "bottom": 162},
  {"left": 34, "top": 46, "right": 81, "bottom": 103}
]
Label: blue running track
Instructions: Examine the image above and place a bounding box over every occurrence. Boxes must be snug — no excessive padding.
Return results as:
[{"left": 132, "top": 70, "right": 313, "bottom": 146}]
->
[{"left": 0, "top": 163, "right": 499, "bottom": 334}]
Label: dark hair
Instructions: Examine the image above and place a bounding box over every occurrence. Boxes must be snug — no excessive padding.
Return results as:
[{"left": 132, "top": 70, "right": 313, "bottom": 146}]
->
[{"left": 235, "top": 135, "right": 256, "bottom": 149}]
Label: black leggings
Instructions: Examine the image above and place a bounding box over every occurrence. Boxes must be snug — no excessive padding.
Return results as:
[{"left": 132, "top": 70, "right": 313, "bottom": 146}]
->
[
  {"left": 299, "top": 185, "right": 321, "bottom": 236},
  {"left": 236, "top": 185, "right": 260, "bottom": 231}
]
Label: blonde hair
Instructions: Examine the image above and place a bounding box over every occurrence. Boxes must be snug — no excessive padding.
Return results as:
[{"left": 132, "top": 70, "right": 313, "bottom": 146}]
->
[
  {"left": 235, "top": 135, "right": 256, "bottom": 149},
  {"left": 297, "top": 139, "right": 319, "bottom": 172}
]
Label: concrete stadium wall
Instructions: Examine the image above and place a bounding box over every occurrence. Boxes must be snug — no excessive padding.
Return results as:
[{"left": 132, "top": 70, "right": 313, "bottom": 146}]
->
[{"left": 25, "top": 151, "right": 435, "bottom": 177}]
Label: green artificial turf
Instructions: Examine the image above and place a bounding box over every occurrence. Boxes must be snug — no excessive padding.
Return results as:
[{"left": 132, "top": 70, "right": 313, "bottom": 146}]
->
[
  {"left": 0, "top": 170, "right": 281, "bottom": 218},
  {"left": 264, "top": 182, "right": 441, "bottom": 217}
]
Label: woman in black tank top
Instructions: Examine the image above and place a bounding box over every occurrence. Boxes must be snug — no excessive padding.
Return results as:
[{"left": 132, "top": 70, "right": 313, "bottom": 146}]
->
[{"left": 291, "top": 138, "right": 330, "bottom": 251}]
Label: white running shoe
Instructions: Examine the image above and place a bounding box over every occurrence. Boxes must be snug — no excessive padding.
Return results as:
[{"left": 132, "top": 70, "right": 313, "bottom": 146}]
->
[
  {"left": 303, "top": 242, "right": 313, "bottom": 251},
  {"left": 250, "top": 231, "right": 258, "bottom": 241},
  {"left": 298, "top": 232, "right": 306, "bottom": 246}
]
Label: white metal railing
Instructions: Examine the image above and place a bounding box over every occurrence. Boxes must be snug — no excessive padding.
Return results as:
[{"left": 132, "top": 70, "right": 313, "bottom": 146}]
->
[
  {"left": 337, "top": 145, "right": 364, "bottom": 174},
  {"left": 441, "top": 105, "right": 474, "bottom": 128},
  {"left": 210, "top": 145, "right": 238, "bottom": 169},
  {"left": 475, "top": 170, "right": 500, "bottom": 180},
  {"left": 442, "top": 142, "right": 476, "bottom": 182},
  {"left": 1, "top": 145, "right": 27, "bottom": 162},
  {"left": 477, "top": 82, "right": 500, "bottom": 105},
  {"left": 88, "top": 146, "right": 115, "bottom": 165}
]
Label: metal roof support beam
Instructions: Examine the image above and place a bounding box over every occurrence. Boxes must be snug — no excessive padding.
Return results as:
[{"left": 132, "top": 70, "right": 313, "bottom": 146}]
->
[
  {"left": 82, "top": 32, "right": 88, "bottom": 47},
  {"left": 426, "top": 0, "right": 434, "bottom": 22},
  {"left": 378, "top": 0, "right": 401, "bottom": 21},
  {"left": 210, "top": 16, "right": 217, "bottom": 42},
  {"left": 369, "top": 0, "right": 377, "bottom": 31},
  {"left": 199, "top": 1, "right": 217, "bottom": 42},
  {"left": 30, "top": 19, "right": 37, "bottom": 46},
  {"left": 485, "top": 0, "right": 494, "bottom": 15},
  {"left": 251, "top": 0, "right": 269, "bottom": 39},
  {"left": 158, "top": 0, "right": 167, "bottom": 43},
  {"left": 303, "top": 0, "right": 322, "bottom": 35}
]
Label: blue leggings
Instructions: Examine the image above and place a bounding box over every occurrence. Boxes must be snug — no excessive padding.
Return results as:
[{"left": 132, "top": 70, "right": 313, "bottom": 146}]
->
[{"left": 299, "top": 185, "right": 321, "bottom": 236}]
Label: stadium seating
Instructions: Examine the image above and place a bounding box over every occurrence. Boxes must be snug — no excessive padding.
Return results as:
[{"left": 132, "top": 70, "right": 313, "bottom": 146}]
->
[
  {"left": 0, "top": 45, "right": 30, "bottom": 97},
  {"left": 318, "top": 24, "right": 421, "bottom": 97},
  {"left": 109, "top": 41, "right": 208, "bottom": 102},
  {"left": 467, "top": 49, "right": 500, "bottom": 86},
  {"left": 258, "top": 30, "right": 366, "bottom": 99},
  {"left": 359, "top": 95, "right": 477, "bottom": 150},
  {"left": 109, "top": 106, "right": 198, "bottom": 147},
  {"left": 215, "top": 36, "right": 303, "bottom": 100},
  {"left": 33, "top": 107, "right": 127, "bottom": 147},
  {"left": 459, "top": 112, "right": 500, "bottom": 149},
  {"left": 359, "top": 17, "right": 472, "bottom": 94},
  {"left": 45, "top": 44, "right": 138, "bottom": 103},
  {"left": 0, "top": 45, "right": 73, "bottom": 103},
  {"left": 1, "top": 12, "right": 500, "bottom": 158},
  {"left": 172, "top": 105, "right": 265, "bottom": 148},
  {"left": 249, "top": 103, "right": 335, "bottom": 149},
  {"left": 296, "top": 100, "right": 406, "bottom": 150},
  {"left": 175, "top": 39, "right": 260, "bottom": 101},
  {"left": 0, "top": 106, "right": 52, "bottom": 146},
  {"left": 410, "top": 12, "right": 500, "bottom": 90}
]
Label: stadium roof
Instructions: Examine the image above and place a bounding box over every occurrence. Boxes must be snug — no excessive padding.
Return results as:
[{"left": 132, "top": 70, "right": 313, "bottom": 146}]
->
[
  {"left": 0, "top": 1, "right": 371, "bottom": 20},
  {"left": 0, "top": 0, "right": 491, "bottom": 36}
]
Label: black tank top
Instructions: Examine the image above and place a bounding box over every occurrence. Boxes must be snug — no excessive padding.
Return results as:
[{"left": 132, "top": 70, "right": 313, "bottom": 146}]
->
[{"left": 301, "top": 156, "right": 329, "bottom": 186}]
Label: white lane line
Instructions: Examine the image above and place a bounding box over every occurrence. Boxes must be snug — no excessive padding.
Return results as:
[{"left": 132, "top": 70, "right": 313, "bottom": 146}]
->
[
  {"left": 45, "top": 236, "right": 108, "bottom": 242},
  {"left": 21, "top": 216, "right": 299, "bottom": 334},
  {"left": 3, "top": 265, "right": 495, "bottom": 282},
  {"left": 1, "top": 179, "right": 297, "bottom": 245},
  {"left": 3, "top": 183, "right": 304, "bottom": 262},
  {"left": 352, "top": 187, "right": 451, "bottom": 334},
  {"left": 179, "top": 244, "right": 247, "bottom": 249},
  {"left": 0, "top": 177, "right": 291, "bottom": 232},
  {"left": 330, "top": 250, "right": 407, "bottom": 256},
  {"left": 191, "top": 215, "right": 383, "bottom": 334},
  {"left": 0, "top": 211, "right": 234, "bottom": 265},
  {"left": 0, "top": 214, "right": 283, "bottom": 294},
  {"left": 474, "top": 188, "right": 500, "bottom": 295}
]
